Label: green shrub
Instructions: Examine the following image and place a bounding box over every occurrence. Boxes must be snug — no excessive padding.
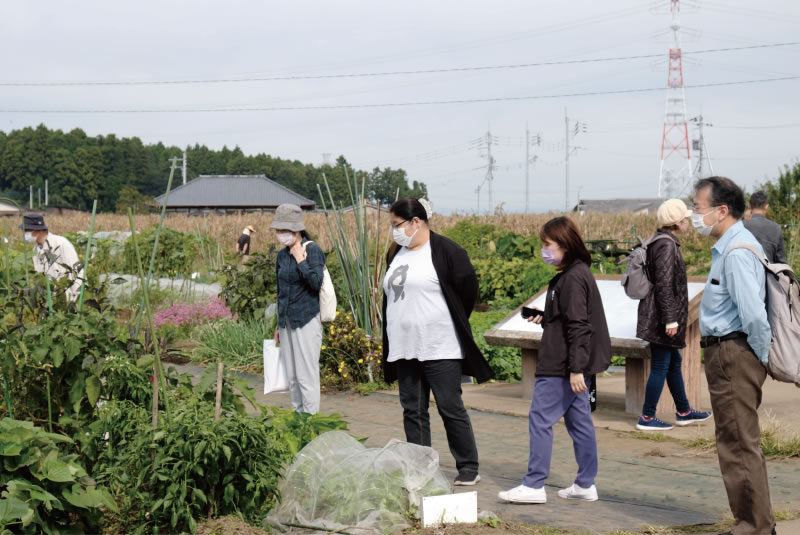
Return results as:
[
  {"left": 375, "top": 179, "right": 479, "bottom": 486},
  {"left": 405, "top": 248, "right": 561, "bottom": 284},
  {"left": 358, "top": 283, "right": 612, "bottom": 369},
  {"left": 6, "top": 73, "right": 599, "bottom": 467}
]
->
[
  {"left": 470, "top": 311, "right": 521, "bottom": 382},
  {"left": 123, "top": 226, "right": 199, "bottom": 279},
  {"left": 0, "top": 418, "right": 117, "bottom": 534},
  {"left": 220, "top": 250, "right": 278, "bottom": 321},
  {"left": 473, "top": 257, "right": 555, "bottom": 307},
  {"left": 321, "top": 311, "right": 382, "bottom": 388},
  {"left": 90, "top": 398, "right": 285, "bottom": 534}
]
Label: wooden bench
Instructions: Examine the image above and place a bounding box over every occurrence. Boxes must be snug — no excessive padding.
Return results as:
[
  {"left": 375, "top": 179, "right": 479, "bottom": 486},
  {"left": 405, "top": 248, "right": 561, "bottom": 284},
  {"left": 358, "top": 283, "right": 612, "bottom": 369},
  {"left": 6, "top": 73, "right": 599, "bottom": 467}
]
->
[{"left": 483, "top": 275, "right": 707, "bottom": 416}]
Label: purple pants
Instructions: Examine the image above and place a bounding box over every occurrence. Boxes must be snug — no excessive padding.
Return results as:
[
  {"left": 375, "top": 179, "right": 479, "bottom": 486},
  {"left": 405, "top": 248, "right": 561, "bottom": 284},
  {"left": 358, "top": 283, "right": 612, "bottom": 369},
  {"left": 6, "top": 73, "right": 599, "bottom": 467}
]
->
[{"left": 522, "top": 375, "right": 598, "bottom": 489}]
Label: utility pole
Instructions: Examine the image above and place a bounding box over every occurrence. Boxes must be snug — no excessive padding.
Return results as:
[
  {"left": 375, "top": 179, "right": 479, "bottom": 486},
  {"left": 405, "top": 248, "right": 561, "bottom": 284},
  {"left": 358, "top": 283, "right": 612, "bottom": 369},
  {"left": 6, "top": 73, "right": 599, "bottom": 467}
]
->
[
  {"left": 475, "top": 184, "right": 481, "bottom": 215},
  {"left": 526, "top": 125, "right": 533, "bottom": 214},
  {"left": 182, "top": 149, "right": 188, "bottom": 185},
  {"left": 565, "top": 109, "right": 570, "bottom": 212},
  {"left": 29, "top": 185, "right": 33, "bottom": 209},
  {"left": 691, "top": 115, "right": 714, "bottom": 179},
  {"left": 485, "top": 130, "right": 495, "bottom": 214},
  {"left": 45, "top": 180, "right": 48, "bottom": 206},
  {"left": 564, "top": 110, "right": 586, "bottom": 212},
  {"left": 38, "top": 189, "right": 41, "bottom": 209}
]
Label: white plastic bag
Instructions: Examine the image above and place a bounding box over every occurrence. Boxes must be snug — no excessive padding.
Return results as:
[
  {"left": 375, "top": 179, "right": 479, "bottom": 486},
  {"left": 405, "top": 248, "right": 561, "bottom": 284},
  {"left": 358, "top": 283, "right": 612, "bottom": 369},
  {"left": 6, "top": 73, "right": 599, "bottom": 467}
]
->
[{"left": 263, "top": 339, "right": 289, "bottom": 394}]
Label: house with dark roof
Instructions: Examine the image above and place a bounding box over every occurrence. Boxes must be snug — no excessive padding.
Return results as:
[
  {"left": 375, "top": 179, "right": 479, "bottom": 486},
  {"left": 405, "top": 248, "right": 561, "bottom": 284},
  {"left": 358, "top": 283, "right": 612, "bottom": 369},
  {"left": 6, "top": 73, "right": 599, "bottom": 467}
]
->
[
  {"left": 573, "top": 198, "right": 666, "bottom": 215},
  {"left": 155, "top": 175, "right": 315, "bottom": 215}
]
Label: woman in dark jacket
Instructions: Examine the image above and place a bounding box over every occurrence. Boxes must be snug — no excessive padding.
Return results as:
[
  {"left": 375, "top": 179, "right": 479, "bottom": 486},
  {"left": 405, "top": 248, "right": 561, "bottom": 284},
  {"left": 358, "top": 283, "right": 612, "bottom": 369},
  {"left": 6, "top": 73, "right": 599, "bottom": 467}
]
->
[
  {"left": 499, "top": 217, "right": 610, "bottom": 505},
  {"left": 382, "top": 198, "right": 493, "bottom": 487},
  {"left": 635, "top": 199, "right": 711, "bottom": 431}
]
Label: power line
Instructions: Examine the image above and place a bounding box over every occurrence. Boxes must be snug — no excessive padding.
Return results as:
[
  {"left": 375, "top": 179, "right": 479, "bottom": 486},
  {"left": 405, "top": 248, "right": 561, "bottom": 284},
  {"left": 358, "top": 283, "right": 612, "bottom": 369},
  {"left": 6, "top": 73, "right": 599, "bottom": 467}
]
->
[
  {"left": 2, "top": 75, "right": 797, "bottom": 114},
  {"left": 1, "top": 42, "right": 797, "bottom": 87}
]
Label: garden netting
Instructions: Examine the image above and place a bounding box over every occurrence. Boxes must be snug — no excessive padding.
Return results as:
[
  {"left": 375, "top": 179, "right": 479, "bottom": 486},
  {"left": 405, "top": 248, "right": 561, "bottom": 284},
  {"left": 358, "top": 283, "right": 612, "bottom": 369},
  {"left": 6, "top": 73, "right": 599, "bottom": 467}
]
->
[{"left": 267, "top": 430, "right": 452, "bottom": 534}]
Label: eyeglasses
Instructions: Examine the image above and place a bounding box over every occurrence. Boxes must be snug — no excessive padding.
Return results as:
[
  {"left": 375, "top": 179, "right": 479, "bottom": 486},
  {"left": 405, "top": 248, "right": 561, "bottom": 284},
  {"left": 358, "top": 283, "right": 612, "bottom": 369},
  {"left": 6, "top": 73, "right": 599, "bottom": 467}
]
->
[{"left": 390, "top": 219, "right": 411, "bottom": 230}]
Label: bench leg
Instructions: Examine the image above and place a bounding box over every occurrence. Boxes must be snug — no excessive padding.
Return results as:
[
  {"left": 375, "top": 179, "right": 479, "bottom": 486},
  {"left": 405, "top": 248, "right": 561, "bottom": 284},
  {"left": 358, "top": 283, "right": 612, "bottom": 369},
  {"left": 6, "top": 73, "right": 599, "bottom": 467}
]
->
[
  {"left": 521, "top": 348, "right": 537, "bottom": 400},
  {"left": 625, "top": 358, "right": 647, "bottom": 414}
]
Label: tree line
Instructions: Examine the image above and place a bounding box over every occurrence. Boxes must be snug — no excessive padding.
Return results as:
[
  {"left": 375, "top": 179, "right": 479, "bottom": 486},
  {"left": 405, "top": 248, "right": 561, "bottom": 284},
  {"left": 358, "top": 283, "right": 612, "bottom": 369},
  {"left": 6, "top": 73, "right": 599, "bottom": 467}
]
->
[{"left": 0, "top": 124, "right": 428, "bottom": 213}]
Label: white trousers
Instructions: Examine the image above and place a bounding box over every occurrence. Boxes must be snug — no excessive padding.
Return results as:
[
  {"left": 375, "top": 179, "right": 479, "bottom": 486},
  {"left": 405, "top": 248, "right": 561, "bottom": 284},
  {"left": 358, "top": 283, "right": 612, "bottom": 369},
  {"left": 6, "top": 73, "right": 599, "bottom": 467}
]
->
[{"left": 279, "top": 314, "right": 323, "bottom": 414}]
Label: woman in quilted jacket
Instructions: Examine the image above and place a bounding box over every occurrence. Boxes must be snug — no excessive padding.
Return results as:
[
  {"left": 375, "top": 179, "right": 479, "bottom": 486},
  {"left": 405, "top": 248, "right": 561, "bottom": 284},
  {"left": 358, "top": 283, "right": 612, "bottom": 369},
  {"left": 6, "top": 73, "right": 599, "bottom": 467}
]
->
[{"left": 635, "top": 199, "right": 712, "bottom": 431}]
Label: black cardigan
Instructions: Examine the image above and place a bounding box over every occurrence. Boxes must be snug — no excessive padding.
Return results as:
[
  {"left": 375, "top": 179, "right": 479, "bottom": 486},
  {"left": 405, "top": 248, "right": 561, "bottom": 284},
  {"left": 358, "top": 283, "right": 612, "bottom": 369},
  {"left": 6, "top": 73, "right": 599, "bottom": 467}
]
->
[
  {"left": 536, "top": 261, "right": 611, "bottom": 377},
  {"left": 381, "top": 232, "right": 495, "bottom": 384}
]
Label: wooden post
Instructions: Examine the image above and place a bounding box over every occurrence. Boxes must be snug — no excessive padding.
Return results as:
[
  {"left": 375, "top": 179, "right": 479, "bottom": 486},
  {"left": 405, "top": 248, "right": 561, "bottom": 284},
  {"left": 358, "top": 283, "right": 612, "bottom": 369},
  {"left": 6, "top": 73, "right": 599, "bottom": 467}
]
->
[
  {"left": 521, "top": 348, "right": 538, "bottom": 400},
  {"left": 214, "top": 361, "right": 223, "bottom": 421}
]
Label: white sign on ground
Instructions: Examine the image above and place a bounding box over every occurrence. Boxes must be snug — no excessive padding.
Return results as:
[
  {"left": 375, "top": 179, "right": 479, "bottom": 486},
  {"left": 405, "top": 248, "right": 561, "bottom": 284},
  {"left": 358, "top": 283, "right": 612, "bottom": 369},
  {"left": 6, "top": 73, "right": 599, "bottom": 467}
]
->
[
  {"left": 421, "top": 491, "right": 477, "bottom": 527},
  {"left": 497, "top": 280, "right": 706, "bottom": 340}
]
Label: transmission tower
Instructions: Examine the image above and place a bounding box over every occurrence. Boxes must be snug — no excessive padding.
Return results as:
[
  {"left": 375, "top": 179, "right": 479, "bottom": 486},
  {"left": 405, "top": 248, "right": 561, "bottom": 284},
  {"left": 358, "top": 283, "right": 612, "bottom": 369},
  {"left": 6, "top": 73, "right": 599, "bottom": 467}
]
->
[
  {"left": 690, "top": 115, "right": 714, "bottom": 178},
  {"left": 478, "top": 130, "right": 496, "bottom": 214},
  {"left": 657, "top": 0, "right": 693, "bottom": 199}
]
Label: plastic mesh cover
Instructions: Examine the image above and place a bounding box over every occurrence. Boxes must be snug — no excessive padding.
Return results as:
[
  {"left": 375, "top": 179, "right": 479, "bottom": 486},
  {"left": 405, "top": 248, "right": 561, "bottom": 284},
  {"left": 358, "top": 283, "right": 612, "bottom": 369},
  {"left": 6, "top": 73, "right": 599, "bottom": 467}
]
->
[{"left": 267, "top": 431, "right": 452, "bottom": 533}]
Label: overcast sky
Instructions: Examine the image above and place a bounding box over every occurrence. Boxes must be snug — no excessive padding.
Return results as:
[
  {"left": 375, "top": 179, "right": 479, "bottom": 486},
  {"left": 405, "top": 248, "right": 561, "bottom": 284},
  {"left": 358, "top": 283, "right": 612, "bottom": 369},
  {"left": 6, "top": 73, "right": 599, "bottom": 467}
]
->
[{"left": 2, "top": 0, "right": 798, "bottom": 214}]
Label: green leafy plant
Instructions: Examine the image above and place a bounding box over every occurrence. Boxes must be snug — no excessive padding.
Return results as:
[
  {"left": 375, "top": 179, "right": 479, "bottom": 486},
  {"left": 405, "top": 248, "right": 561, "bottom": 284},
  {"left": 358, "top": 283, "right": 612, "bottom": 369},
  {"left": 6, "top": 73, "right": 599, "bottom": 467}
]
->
[
  {"left": 0, "top": 418, "right": 117, "bottom": 534},
  {"left": 470, "top": 311, "right": 521, "bottom": 381},
  {"left": 90, "top": 398, "right": 285, "bottom": 534},
  {"left": 220, "top": 250, "right": 278, "bottom": 321},
  {"left": 124, "top": 226, "right": 199, "bottom": 279}
]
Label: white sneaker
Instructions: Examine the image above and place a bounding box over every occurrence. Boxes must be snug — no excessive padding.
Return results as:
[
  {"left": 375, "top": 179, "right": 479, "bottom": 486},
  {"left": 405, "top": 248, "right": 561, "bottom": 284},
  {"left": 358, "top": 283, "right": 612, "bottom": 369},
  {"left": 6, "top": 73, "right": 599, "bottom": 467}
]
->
[
  {"left": 497, "top": 484, "right": 547, "bottom": 504},
  {"left": 557, "top": 483, "right": 598, "bottom": 501}
]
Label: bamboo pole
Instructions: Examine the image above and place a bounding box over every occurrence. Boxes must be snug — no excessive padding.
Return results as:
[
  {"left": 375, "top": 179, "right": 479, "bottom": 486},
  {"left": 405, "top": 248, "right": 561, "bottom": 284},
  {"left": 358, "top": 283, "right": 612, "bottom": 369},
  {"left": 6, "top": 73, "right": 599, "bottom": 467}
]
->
[
  {"left": 1, "top": 221, "right": 13, "bottom": 417},
  {"left": 127, "top": 209, "right": 173, "bottom": 425},
  {"left": 45, "top": 274, "right": 53, "bottom": 431},
  {"left": 214, "top": 360, "right": 223, "bottom": 421},
  {"left": 77, "top": 200, "right": 97, "bottom": 312},
  {"left": 135, "top": 158, "right": 178, "bottom": 335}
]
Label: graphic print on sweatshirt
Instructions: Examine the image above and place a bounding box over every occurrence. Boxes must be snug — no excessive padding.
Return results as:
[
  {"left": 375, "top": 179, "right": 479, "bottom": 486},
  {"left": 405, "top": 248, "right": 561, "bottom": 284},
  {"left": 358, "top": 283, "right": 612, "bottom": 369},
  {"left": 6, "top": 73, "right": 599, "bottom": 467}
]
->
[
  {"left": 386, "top": 264, "right": 409, "bottom": 303},
  {"left": 382, "top": 241, "right": 463, "bottom": 362}
]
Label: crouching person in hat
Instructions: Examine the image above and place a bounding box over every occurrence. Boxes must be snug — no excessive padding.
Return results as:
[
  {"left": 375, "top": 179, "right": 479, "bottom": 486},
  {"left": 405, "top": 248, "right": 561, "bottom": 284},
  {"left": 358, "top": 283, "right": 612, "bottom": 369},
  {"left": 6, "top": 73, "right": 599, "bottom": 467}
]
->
[
  {"left": 271, "top": 204, "right": 325, "bottom": 414},
  {"left": 21, "top": 213, "right": 84, "bottom": 302},
  {"left": 237, "top": 225, "right": 255, "bottom": 263}
]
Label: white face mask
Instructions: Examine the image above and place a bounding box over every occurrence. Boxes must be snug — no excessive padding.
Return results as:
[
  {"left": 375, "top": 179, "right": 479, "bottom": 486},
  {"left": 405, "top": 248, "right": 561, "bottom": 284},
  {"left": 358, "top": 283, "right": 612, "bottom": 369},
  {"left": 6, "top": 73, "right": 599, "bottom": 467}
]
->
[
  {"left": 690, "top": 207, "right": 719, "bottom": 237},
  {"left": 276, "top": 231, "right": 296, "bottom": 247},
  {"left": 393, "top": 224, "right": 418, "bottom": 248},
  {"left": 24, "top": 232, "right": 37, "bottom": 243}
]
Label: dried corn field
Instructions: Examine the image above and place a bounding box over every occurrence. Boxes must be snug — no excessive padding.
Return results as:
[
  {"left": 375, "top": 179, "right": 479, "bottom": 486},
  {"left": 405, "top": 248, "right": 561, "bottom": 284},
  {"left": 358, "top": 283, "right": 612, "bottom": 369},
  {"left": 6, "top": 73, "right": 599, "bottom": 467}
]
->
[{"left": 33, "top": 209, "right": 710, "bottom": 254}]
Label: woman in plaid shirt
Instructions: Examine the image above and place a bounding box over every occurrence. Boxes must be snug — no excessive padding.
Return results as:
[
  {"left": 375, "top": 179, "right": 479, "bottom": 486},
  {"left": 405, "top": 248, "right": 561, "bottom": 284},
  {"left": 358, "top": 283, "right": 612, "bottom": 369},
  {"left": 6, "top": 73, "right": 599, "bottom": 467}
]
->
[{"left": 271, "top": 204, "right": 326, "bottom": 414}]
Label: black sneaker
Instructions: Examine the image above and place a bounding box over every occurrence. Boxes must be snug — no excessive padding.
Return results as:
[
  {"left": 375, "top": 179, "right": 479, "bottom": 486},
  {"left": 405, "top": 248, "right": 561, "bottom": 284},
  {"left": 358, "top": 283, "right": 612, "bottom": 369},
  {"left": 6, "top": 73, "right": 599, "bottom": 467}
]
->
[{"left": 454, "top": 473, "right": 481, "bottom": 486}]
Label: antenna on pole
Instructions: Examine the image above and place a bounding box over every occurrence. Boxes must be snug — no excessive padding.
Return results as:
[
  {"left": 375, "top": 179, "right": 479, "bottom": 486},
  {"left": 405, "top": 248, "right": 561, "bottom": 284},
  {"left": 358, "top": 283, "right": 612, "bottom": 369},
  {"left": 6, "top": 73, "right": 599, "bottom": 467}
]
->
[{"left": 657, "top": 0, "right": 693, "bottom": 198}]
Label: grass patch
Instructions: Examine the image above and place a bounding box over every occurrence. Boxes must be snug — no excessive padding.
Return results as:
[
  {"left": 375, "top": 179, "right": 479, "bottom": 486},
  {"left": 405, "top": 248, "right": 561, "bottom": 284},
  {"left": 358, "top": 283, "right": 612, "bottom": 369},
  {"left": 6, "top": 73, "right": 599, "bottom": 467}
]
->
[
  {"left": 630, "top": 432, "right": 674, "bottom": 442},
  {"left": 351, "top": 381, "right": 392, "bottom": 396},
  {"left": 682, "top": 412, "right": 800, "bottom": 459},
  {"left": 191, "top": 319, "right": 270, "bottom": 373}
]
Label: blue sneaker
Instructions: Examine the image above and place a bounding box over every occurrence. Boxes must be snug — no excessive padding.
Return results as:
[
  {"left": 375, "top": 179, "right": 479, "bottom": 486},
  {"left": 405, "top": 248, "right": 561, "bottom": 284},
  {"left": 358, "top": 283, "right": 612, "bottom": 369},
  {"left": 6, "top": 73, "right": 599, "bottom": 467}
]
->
[
  {"left": 675, "top": 409, "right": 712, "bottom": 426},
  {"left": 636, "top": 416, "right": 673, "bottom": 431}
]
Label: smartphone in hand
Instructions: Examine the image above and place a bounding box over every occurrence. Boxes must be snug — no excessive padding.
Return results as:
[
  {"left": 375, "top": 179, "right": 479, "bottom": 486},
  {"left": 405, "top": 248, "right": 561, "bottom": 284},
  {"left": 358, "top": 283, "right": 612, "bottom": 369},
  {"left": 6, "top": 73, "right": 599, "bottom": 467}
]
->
[{"left": 521, "top": 306, "right": 544, "bottom": 319}]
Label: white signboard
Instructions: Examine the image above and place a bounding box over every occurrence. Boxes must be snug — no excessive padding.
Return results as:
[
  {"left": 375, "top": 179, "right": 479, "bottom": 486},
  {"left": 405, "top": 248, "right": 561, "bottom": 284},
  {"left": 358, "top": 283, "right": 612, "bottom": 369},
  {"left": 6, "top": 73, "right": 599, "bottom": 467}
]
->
[{"left": 497, "top": 280, "right": 706, "bottom": 340}]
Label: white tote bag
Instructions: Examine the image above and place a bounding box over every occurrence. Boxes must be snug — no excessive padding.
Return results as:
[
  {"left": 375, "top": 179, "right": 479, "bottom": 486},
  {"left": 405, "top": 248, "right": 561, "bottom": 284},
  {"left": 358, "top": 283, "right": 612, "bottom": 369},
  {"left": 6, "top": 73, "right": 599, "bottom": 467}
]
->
[
  {"left": 303, "top": 241, "right": 337, "bottom": 322},
  {"left": 263, "top": 340, "right": 289, "bottom": 394}
]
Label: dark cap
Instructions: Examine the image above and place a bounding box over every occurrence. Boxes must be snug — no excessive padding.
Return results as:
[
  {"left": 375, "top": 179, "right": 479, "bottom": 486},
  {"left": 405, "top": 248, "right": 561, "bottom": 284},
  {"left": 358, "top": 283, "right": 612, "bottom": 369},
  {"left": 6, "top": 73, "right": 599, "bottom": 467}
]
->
[{"left": 19, "top": 213, "right": 48, "bottom": 231}]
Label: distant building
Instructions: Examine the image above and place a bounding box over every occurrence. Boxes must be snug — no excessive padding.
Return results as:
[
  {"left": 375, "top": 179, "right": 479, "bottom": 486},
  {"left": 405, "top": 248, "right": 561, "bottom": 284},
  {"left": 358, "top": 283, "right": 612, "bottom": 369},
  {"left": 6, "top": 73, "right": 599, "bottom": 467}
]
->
[
  {"left": 0, "top": 200, "right": 23, "bottom": 217},
  {"left": 155, "top": 175, "right": 315, "bottom": 215},
  {"left": 573, "top": 198, "right": 666, "bottom": 215}
]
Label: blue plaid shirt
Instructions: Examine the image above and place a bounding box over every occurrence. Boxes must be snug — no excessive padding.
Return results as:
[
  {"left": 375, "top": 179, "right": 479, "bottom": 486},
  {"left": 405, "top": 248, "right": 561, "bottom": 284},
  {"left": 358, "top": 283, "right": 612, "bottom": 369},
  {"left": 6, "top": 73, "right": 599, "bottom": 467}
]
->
[{"left": 276, "top": 239, "right": 325, "bottom": 329}]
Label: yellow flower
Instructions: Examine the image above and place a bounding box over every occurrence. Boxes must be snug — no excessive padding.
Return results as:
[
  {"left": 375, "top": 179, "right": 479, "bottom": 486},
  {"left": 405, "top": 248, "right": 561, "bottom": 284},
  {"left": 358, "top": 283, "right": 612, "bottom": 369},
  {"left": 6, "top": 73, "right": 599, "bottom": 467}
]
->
[
  {"left": 343, "top": 373, "right": 348, "bottom": 378},
  {"left": 358, "top": 359, "right": 363, "bottom": 364},
  {"left": 321, "top": 345, "right": 326, "bottom": 350},
  {"left": 336, "top": 310, "right": 340, "bottom": 316},
  {"left": 339, "top": 361, "right": 344, "bottom": 367},
  {"left": 377, "top": 360, "right": 382, "bottom": 364}
]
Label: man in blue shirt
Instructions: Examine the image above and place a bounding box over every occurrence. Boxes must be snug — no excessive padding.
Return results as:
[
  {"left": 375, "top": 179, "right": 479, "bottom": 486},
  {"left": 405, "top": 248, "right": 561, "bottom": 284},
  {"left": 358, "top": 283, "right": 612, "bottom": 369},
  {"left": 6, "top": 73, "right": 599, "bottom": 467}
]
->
[{"left": 693, "top": 177, "right": 775, "bottom": 535}]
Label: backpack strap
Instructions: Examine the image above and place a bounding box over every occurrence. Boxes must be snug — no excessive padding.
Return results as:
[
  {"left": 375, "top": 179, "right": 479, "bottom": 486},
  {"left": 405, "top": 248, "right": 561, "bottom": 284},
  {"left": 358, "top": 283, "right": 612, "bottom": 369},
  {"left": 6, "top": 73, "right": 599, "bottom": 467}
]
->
[{"left": 724, "top": 242, "right": 769, "bottom": 268}]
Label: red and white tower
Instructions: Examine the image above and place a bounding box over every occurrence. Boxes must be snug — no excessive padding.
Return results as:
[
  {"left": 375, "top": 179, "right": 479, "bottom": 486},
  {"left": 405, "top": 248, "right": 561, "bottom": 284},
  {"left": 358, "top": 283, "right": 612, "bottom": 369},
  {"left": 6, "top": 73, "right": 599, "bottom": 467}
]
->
[{"left": 658, "top": 0, "right": 692, "bottom": 198}]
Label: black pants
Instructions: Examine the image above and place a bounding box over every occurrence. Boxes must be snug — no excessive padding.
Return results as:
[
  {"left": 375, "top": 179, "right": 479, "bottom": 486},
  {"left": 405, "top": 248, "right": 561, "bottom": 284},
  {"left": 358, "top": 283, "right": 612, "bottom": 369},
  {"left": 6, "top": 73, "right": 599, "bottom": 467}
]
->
[{"left": 396, "top": 359, "right": 479, "bottom": 477}]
